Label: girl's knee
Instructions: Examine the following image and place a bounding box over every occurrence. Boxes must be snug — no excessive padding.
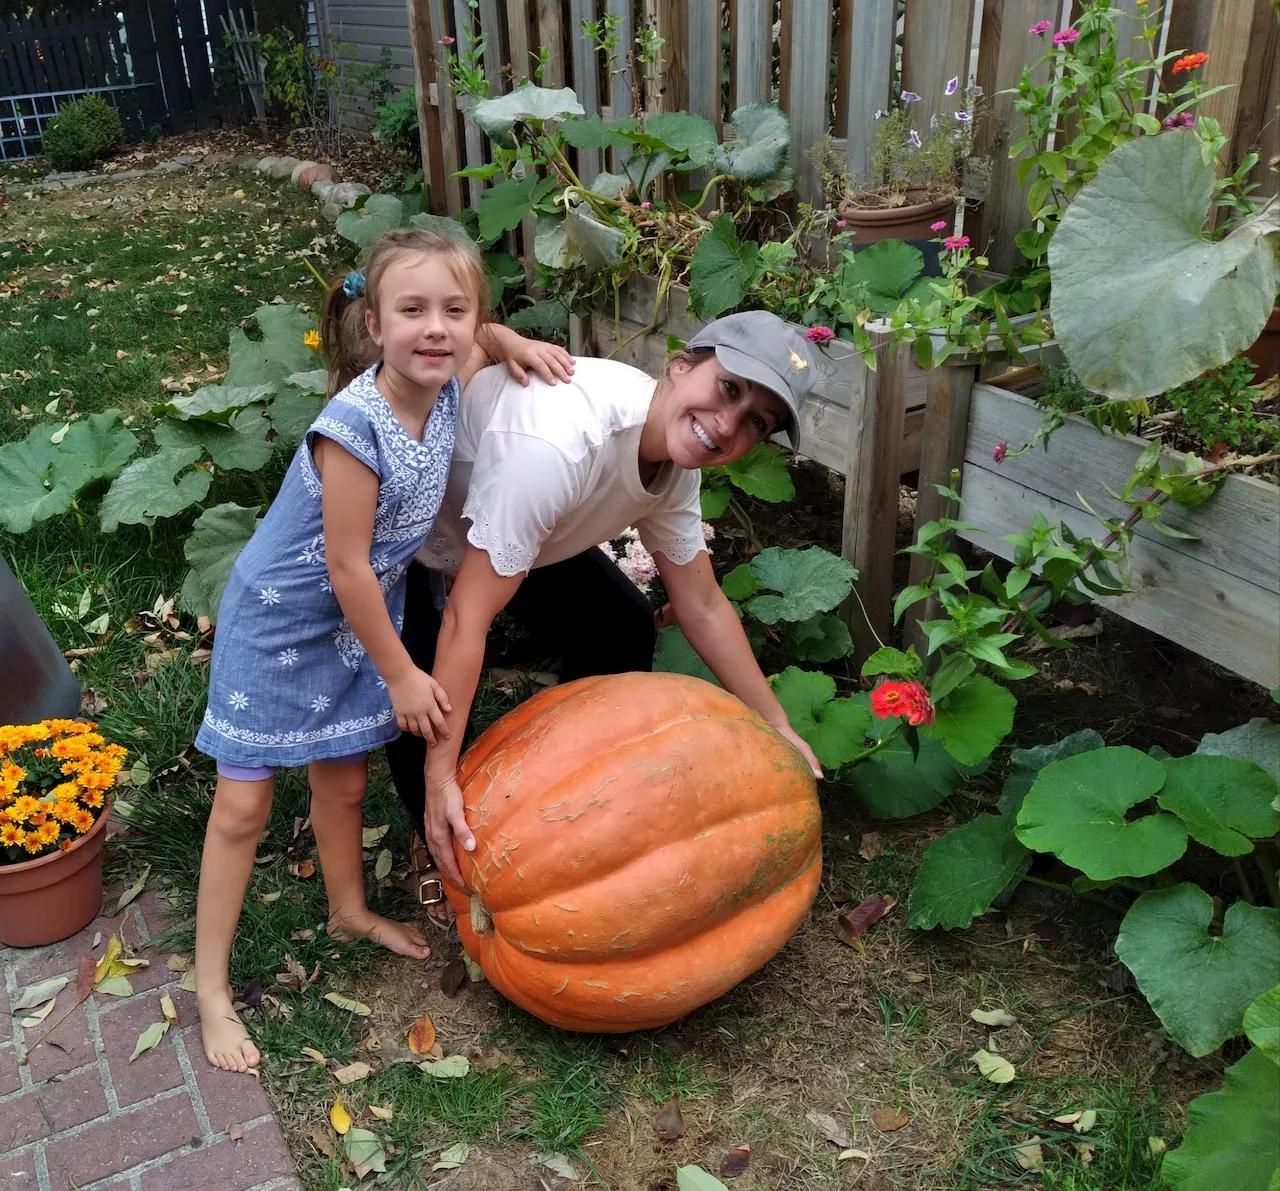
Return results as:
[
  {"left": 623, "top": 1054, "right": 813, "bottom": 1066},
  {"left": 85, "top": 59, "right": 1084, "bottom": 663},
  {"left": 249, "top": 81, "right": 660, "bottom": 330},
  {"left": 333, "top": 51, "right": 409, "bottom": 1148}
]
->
[{"left": 208, "top": 778, "right": 273, "bottom": 843}]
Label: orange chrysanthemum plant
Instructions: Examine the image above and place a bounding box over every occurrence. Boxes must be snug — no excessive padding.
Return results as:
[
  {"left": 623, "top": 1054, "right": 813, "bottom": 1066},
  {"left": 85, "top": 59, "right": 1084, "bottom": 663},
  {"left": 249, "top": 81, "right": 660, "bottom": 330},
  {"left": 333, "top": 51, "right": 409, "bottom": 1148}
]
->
[{"left": 0, "top": 720, "right": 126, "bottom": 866}]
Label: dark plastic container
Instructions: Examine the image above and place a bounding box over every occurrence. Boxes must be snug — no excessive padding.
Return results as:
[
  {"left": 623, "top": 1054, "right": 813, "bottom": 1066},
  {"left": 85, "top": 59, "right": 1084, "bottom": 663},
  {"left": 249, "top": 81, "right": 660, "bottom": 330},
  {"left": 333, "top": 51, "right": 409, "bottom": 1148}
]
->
[{"left": 0, "top": 552, "right": 81, "bottom": 724}]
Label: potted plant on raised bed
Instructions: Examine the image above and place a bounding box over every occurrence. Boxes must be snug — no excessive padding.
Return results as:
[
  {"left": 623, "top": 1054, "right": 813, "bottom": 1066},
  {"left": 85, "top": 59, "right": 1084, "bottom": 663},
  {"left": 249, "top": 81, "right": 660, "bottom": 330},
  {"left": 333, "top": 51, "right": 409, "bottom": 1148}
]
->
[
  {"left": 809, "top": 81, "right": 976, "bottom": 244},
  {"left": 0, "top": 718, "right": 127, "bottom": 946}
]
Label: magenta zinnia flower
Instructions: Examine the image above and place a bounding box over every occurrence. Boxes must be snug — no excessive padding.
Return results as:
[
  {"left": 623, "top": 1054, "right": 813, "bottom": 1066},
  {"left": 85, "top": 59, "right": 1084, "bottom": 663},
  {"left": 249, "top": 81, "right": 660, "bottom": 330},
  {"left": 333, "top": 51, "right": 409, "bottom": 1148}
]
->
[
  {"left": 805, "top": 325, "right": 835, "bottom": 345},
  {"left": 1029, "top": 19, "right": 1052, "bottom": 35},
  {"left": 943, "top": 234, "right": 970, "bottom": 251},
  {"left": 1162, "top": 111, "right": 1195, "bottom": 129},
  {"left": 930, "top": 220, "right": 948, "bottom": 232},
  {"left": 438, "top": 35, "right": 455, "bottom": 44},
  {"left": 993, "top": 441, "right": 1008, "bottom": 463},
  {"left": 1053, "top": 27, "right": 1080, "bottom": 45}
]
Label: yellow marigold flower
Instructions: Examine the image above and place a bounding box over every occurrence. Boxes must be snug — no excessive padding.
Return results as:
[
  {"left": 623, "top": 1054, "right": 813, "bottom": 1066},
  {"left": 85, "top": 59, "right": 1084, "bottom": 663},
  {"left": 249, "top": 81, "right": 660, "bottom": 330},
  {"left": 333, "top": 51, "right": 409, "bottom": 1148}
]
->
[
  {"left": 0, "top": 783, "right": 16, "bottom": 803},
  {"left": 0, "top": 823, "right": 20, "bottom": 846},
  {"left": 71, "top": 809, "right": 95, "bottom": 833},
  {"left": 50, "top": 781, "right": 79, "bottom": 801},
  {"left": 29, "top": 811, "right": 47, "bottom": 828},
  {"left": 21, "top": 831, "right": 42, "bottom": 854},
  {"left": 80, "top": 789, "right": 105, "bottom": 809},
  {"left": 79, "top": 771, "right": 114, "bottom": 791},
  {"left": 52, "top": 800, "right": 79, "bottom": 823},
  {"left": 8, "top": 795, "right": 40, "bottom": 823},
  {"left": 2, "top": 758, "right": 24, "bottom": 782},
  {"left": 37, "top": 820, "right": 61, "bottom": 846},
  {"left": 304, "top": 328, "right": 322, "bottom": 353},
  {"left": 58, "top": 838, "right": 74, "bottom": 852},
  {"left": 51, "top": 737, "right": 91, "bottom": 760}
]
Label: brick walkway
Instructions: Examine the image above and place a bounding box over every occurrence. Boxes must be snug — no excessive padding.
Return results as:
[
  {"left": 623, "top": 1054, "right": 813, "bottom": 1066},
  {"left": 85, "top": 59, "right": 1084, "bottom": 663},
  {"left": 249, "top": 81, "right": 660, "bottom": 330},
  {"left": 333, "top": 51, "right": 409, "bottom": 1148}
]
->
[{"left": 1, "top": 888, "right": 302, "bottom": 1191}]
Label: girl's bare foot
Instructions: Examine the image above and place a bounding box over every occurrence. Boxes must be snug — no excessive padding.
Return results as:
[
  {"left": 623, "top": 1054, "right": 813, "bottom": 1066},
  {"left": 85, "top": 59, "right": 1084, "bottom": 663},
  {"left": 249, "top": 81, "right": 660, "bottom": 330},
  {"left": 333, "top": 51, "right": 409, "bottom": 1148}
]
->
[
  {"left": 328, "top": 910, "right": 431, "bottom": 959},
  {"left": 198, "top": 986, "right": 260, "bottom": 1072}
]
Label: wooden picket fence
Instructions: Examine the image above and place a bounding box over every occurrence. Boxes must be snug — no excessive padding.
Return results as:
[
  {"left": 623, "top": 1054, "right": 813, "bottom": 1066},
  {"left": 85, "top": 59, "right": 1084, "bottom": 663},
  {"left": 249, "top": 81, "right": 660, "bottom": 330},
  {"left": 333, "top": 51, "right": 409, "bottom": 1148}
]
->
[{"left": 406, "top": 0, "right": 1279, "bottom": 274}]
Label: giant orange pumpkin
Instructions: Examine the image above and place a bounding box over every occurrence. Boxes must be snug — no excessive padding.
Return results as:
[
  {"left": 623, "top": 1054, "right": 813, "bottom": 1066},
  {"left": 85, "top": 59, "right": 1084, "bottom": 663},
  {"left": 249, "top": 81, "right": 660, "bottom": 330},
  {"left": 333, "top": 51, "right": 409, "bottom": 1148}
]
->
[{"left": 443, "top": 671, "right": 822, "bottom": 1032}]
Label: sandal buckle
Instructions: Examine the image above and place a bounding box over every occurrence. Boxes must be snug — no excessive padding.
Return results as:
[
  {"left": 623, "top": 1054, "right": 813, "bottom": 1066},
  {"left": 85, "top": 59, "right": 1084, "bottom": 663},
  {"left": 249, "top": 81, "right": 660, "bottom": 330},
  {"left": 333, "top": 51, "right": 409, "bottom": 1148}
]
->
[{"left": 416, "top": 875, "right": 445, "bottom": 906}]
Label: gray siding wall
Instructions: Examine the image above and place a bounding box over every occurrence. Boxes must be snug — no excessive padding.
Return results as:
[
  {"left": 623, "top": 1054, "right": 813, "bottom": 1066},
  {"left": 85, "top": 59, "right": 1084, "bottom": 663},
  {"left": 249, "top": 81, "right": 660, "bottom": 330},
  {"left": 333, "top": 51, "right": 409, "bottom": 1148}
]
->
[{"left": 317, "top": 0, "right": 417, "bottom": 94}]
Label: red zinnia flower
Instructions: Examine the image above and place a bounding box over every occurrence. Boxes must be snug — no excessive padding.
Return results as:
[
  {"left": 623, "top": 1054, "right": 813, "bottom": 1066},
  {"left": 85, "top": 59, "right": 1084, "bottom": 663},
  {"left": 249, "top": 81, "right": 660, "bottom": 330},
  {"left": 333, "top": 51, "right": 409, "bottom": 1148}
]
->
[
  {"left": 805, "top": 325, "right": 835, "bottom": 344},
  {"left": 870, "top": 681, "right": 936, "bottom": 727},
  {"left": 1172, "top": 51, "right": 1208, "bottom": 74},
  {"left": 993, "top": 441, "right": 1008, "bottom": 462}
]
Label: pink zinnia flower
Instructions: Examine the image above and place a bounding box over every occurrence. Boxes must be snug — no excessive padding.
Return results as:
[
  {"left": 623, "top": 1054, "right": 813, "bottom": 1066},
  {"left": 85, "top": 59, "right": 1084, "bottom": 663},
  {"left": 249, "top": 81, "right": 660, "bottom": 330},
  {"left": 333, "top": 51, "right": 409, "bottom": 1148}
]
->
[
  {"left": 930, "top": 220, "right": 948, "bottom": 232},
  {"left": 1053, "top": 27, "right": 1079, "bottom": 45},
  {"left": 993, "top": 441, "right": 1008, "bottom": 463},
  {"left": 943, "top": 234, "right": 970, "bottom": 250},
  {"left": 805, "top": 325, "right": 835, "bottom": 345},
  {"left": 835, "top": 219, "right": 847, "bottom": 229},
  {"left": 640, "top": 201, "right": 651, "bottom": 209},
  {"left": 438, "top": 35, "right": 455, "bottom": 44},
  {"left": 1029, "top": 19, "right": 1053, "bottom": 35},
  {"left": 1163, "top": 111, "right": 1195, "bottom": 129}
]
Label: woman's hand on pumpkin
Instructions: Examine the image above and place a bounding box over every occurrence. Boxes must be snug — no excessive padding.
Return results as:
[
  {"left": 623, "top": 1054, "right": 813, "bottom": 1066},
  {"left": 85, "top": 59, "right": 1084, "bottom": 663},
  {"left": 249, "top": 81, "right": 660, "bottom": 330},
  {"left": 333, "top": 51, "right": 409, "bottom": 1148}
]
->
[
  {"left": 387, "top": 669, "right": 451, "bottom": 743},
  {"left": 425, "top": 775, "right": 475, "bottom": 891},
  {"left": 777, "top": 724, "right": 823, "bottom": 779},
  {"left": 502, "top": 335, "right": 575, "bottom": 386}
]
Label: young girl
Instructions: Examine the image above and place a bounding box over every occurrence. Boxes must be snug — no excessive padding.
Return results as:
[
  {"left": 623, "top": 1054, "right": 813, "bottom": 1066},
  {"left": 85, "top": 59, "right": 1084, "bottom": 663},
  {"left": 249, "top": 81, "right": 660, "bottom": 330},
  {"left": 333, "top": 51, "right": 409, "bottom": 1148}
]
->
[{"left": 193, "top": 227, "right": 572, "bottom": 1072}]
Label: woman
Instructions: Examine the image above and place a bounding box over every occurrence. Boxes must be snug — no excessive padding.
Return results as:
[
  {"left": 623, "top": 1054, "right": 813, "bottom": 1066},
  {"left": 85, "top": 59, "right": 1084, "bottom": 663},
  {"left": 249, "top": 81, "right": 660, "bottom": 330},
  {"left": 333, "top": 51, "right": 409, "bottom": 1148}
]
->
[{"left": 385, "top": 311, "right": 824, "bottom": 897}]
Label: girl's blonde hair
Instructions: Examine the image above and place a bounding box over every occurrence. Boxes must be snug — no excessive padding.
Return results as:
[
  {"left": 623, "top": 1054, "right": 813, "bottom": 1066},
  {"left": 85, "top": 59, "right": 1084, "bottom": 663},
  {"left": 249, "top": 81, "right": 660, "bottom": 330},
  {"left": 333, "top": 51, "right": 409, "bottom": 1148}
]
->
[{"left": 320, "top": 227, "right": 491, "bottom": 396}]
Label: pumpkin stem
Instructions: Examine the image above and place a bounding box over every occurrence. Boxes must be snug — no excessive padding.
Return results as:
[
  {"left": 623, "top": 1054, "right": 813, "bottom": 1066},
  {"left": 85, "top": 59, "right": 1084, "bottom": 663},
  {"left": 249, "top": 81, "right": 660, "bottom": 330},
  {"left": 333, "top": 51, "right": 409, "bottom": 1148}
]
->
[{"left": 470, "top": 894, "right": 492, "bottom": 936}]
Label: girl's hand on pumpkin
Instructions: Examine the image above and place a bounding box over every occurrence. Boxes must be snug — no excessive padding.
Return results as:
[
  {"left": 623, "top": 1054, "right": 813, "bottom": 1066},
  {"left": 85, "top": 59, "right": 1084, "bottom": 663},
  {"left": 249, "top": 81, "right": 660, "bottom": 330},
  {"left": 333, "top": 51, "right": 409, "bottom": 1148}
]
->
[
  {"left": 778, "top": 724, "right": 823, "bottom": 779},
  {"left": 425, "top": 775, "right": 475, "bottom": 891},
  {"left": 502, "top": 336, "right": 575, "bottom": 386},
  {"left": 388, "top": 670, "right": 452, "bottom": 743}
]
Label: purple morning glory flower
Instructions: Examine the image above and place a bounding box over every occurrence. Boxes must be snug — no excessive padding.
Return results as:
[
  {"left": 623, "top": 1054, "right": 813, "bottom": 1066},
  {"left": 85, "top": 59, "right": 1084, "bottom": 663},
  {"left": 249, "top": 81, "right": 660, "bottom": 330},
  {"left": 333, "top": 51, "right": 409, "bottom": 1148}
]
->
[
  {"left": 945, "top": 76, "right": 959, "bottom": 96},
  {"left": 954, "top": 111, "right": 972, "bottom": 122},
  {"left": 908, "top": 129, "right": 922, "bottom": 148},
  {"left": 901, "top": 91, "right": 921, "bottom": 103}
]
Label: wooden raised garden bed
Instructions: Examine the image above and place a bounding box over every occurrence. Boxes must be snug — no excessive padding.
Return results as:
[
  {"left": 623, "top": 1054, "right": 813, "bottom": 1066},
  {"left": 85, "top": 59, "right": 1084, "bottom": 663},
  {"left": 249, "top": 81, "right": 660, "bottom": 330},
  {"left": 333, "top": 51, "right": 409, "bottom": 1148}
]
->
[{"left": 953, "top": 382, "right": 1280, "bottom": 690}]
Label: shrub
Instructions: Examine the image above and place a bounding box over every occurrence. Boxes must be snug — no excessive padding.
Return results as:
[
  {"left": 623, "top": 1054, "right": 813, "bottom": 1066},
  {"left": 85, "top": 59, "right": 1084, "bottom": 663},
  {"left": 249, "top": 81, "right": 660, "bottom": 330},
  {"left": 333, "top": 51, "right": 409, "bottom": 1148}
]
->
[
  {"left": 41, "top": 94, "right": 123, "bottom": 171},
  {"left": 373, "top": 89, "right": 421, "bottom": 166}
]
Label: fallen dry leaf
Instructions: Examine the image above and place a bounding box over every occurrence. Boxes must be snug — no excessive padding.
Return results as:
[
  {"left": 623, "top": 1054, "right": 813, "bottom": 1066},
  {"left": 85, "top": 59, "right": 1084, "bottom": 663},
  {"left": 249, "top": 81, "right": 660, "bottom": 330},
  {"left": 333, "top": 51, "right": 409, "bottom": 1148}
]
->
[
  {"left": 407, "top": 1014, "right": 437, "bottom": 1055},
  {"left": 1074, "top": 1109, "right": 1098, "bottom": 1134},
  {"left": 870, "top": 1107, "right": 910, "bottom": 1132},
  {"left": 806, "top": 1109, "right": 853, "bottom": 1149},
  {"left": 835, "top": 894, "right": 897, "bottom": 946},
  {"left": 228, "top": 1122, "right": 243, "bottom": 1142},
  {"left": 653, "top": 1095, "right": 684, "bottom": 1141},
  {"left": 166, "top": 954, "right": 191, "bottom": 973},
  {"left": 1014, "top": 1141, "right": 1045, "bottom": 1171},
  {"left": 858, "top": 832, "right": 885, "bottom": 861},
  {"left": 1052, "top": 1110, "right": 1084, "bottom": 1126},
  {"left": 972, "top": 1048, "right": 1017, "bottom": 1084},
  {"left": 368, "top": 1104, "right": 393, "bottom": 1121},
  {"left": 159, "top": 994, "right": 179, "bottom": 1026},
  {"left": 309, "top": 1124, "right": 335, "bottom": 1157},
  {"left": 441, "top": 957, "right": 467, "bottom": 997},
  {"left": 719, "top": 1145, "right": 751, "bottom": 1178},
  {"left": 301, "top": 1047, "right": 327, "bottom": 1064},
  {"left": 333, "top": 1061, "right": 372, "bottom": 1084},
  {"left": 330, "top": 1093, "right": 352, "bottom": 1134},
  {"left": 1076, "top": 1140, "right": 1097, "bottom": 1164},
  {"left": 971, "top": 1007, "right": 1018, "bottom": 1029},
  {"left": 290, "top": 859, "right": 315, "bottom": 879},
  {"left": 838, "top": 1148, "right": 872, "bottom": 1162},
  {"left": 1148, "top": 1137, "right": 1168, "bottom": 1157},
  {"left": 322, "top": 991, "right": 370, "bottom": 1015}
]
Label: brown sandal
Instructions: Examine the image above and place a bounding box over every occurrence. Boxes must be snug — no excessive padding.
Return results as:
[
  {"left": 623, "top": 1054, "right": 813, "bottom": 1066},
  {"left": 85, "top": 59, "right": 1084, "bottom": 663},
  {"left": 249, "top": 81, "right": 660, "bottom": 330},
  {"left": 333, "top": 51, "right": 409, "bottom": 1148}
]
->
[{"left": 406, "top": 835, "right": 445, "bottom": 906}]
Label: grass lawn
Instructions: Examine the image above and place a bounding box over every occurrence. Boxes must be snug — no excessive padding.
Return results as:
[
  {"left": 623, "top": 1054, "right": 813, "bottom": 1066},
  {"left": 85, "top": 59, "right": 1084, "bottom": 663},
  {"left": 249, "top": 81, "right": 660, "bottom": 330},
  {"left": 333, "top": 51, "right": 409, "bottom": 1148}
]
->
[{"left": 1, "top": 158, "right": 1234, "bottom": 1191}]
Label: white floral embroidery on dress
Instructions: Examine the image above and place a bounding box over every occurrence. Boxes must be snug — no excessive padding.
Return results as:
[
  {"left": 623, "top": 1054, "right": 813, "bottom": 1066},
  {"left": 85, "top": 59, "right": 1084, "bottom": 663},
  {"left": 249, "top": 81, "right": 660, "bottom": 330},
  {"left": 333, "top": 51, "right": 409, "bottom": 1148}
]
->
[
  {"left": 297, "top": 535, "right": 325, "bottom": 566},
  {"left": 259, "top": 587, "right": 282, "bottom": 606},
  {"left": 311, "top": 695, "right": 331, "bottom": 713},
  {"left": 229, "top": 691, "right": 250, "bottom": 711},
  {"left": 278, "top": 648, "right": 299, "bottom": 666},
  {"left": 203, "top": 707, "right": 393, "bottom": 748},
  {"left": 332, "top": 621, "right": 365, "bottom": 670}
]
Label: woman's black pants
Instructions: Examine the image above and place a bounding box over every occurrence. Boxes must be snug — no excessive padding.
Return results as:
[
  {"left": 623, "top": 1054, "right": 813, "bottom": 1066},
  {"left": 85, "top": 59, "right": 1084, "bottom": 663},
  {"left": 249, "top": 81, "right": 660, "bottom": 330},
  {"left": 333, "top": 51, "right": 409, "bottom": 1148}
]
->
[{"left": 385, "top": 551, "right": 657, "bottom": 836}]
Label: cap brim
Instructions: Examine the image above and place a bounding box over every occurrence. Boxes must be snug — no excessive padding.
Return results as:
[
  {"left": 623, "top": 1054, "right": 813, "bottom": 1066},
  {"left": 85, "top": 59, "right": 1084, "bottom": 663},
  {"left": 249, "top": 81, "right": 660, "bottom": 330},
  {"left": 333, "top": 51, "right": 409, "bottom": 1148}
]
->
[{"left": 712, "top": 344, "right": 801, "bottom": 448}]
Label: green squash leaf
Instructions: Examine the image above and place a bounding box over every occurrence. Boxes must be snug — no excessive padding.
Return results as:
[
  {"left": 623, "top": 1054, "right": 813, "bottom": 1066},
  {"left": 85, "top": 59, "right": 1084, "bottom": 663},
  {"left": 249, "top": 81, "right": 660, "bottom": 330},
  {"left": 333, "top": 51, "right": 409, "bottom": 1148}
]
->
[
  {"left": 770, "top": 667, "right": 871, "bottom": 770},
  {"left": 922, "top": 673, "right": 1015, "bottom": 766},
  {"left": 689, "top": 214, "right": 754, "bottom": 320},
  {"left": 180, "top": 503, "right": 261, "bottom": 621},
  {"left": 998, "top": 729, "right": 1106, "bottom": 815},
  {"left": 908, "top": 812, "right": 1028, "bottom": 930},
  {"left": 1115, "top": 883, "right": 1280, "bottom": 1056},
  {"left": 225, "top": 305, "right": 317, "bottom": 389},
  {"left": 1163, "top": 1048, "right": 1280, "bottom": 1191},
  {"left": 1015, "top": 746, "right": 1187, "bottom": 879},
  {"left": 284, "top": 369, "right": 327, "bottom": 395},
  {"left": 700, "top": 484, "right": 732, "bottom": 519},
  {"left": 266, "top": 384, "right": 325, "bottom": 450},
  {"left": 745, "top": 546, "right": 858, "bottom": 625},
  {"left": 154, "top": 413, "right": 273, "bottom": 473},
  {"left": 843, "top": 239, "right": 928, "bottom": 312},
  {"left": 478, "top": 175, "right": 539, "bottom": 243},
  {"left": 792, "top": 613, "right": 852, "bottom": 663},
  {"left": 406, "top": 211, "right": 475, "bottom": 247},
  {"left": 0, "top": 424, "right": 91, "bottom": 532},
  {"left": 708, "top": 441, "right": 795, "bottom": 503},
  {"left": 652, "top": 625, "right": 719, "bottom": 686},
  {"left": 1049, "top": 130, "right": 1280, "bottom": 400},
  {"left": 1196, "top": 718, "right": 1280, "bottom": 787},
  {"left": 720, "top": 563, "right": 757, "bottom": 601},
  {"left": 587, "top": 169, "right": 635, "bottom": 200},
  {"left": 469, "top": 83, "right": 585, "bottom": 147},
  {"left": 560, "top": 114, "right": 638, "bottom": 153},
  {"left": 563, "top": 203, "right": 625, "bottom": 271},
  {"left": 1156, "top": 754, "right": 1280, "bottom": 856},
  {"left": 57, "top": 411, "right": 139, "bottom": 484},
  {"left": 99, "top": 448, "right": 211, "bottom": 533},
  {"left": 844, "top": 733, "right": 968, "bottom": 819},
  {"left": 533, "top": 215, "right": 570, "bottom": 268},
  {"left": 717, "top": 102, "right": 791, "bottom": 182},
  {"left": 861, "top": 646, "right": 922, "bottom": 679},
  {"left": 152, "top": 383, "right": 274, "bottom": 425},
  {"left": 336, "top": 193, "right": 405, "bottom": 249},
  {"left": 1244, "top": 986, "right": 1280, "bottom": 1065},
  {"left": 645, "top": 112, "right": 719, "bottom": 168},
  {"left": 505, "top": 300, "right": 570, "bottom": 338}
]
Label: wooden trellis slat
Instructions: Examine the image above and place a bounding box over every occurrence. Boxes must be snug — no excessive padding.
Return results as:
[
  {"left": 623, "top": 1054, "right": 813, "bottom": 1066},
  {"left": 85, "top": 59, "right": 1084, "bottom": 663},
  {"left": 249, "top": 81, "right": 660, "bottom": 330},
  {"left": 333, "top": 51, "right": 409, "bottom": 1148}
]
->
[
  {"left": 901, "top": 0, "right": 976, "bottom": 121},
  {"left": 784, "top": 0, "right": 831, "bottom": 205},
  {"left": 732, "top": 0, "right": 772, "bottom": 110},
  {"left": 843, "top": 0, "right": 894, "bottom": 185},
  {"left": 568, "top": 0, "right": 602, "bottom": 183}
]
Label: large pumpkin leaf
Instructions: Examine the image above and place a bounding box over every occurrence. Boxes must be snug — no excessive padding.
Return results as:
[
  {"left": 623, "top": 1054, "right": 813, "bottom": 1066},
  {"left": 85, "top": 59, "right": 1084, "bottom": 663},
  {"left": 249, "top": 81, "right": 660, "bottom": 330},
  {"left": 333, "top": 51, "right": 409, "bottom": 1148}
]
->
[
  {"left": 745, "top": 546, "right": 858, "bottom": 625},
  {"left": 644, "top": 112, "right": 718, "bottom": 169},
  {"left": 533, "top": 215, "right": 570, "bottom": 269},
  {"left": 560, "top": 114, "right": 638, "bottom": 153},
  {"left": 1164, "top": 1048, "right": 1280, "bottom": 1191},
  {"left": 1196, "top": 719, "right": 1280, "bottom": 788},
  {"left": 770, "top": 667, "right": 871, "bottom": 770},
  {"left": 689, "top": 214, "right": 758, "bottom": 320},
  {"left": 844, "top": 733, "right": 968, "bottom": 819},
  {"left": 1245, "top": 986, "right": 1280, "bottom": 1065},
  {"left": 653, "top": 625, "right": 719, "bottom": 686},
  {"left": 922, "top": 673, "right": 1015, "bottom": 766},
  {"left": 152, "top": 383, "right": 274, "bottom": 425},
  {"left": 1049, "top": 130, "right": 1280, "bottom": 400},
  {"left": 716, "top": 103, "right": 791, "bottom": 182},
  {"left": 1156, "top": 754, "right": 1279, "bottom": 856},
  {"left": 563, "top": 203, "right": 625, "bottom": 271},
  {"left": 470, "top": 84, "right": 584, "bottom": 147},
  {"left": 407, "top": 211, "right": 475, "bottom": 246},
  {"left": 1015, "top": 746, "right": 1187, "bottom": 879},
  {"left": 266, "top": 384, "right": 325, "bottom": 450},
  {"left": 998, "top": 729, "right": 1106, "bottom": 815},
  {"left": 0, "top": 425, "right": 84, "bottom": 532},
  {"left": 792, "top": 613, "right": 852, "bottom": 663},
  {"left": 180, "top": 502, "right": 261, "bottom": 620},
  {"left": 843, "top": 239, "right": 930, "bottom": 313},
  {"left": 707, "top": 441, "right": 795, "bottom": 503},
  {"left": 478, "top": 175, "right": 539, "bottom": 244},
  {"left": 909, "top": 812, "right": 1029, "bottom": 930},
  {"left": 1115, "top": 883, "right": 1280, "bottom": 1056},
  {"left": 58, "top": 411, "right": 139, "bottom": 484},
  {"left": 336, "top": 193, "right": 405, "bottom": 249},
  {"left": 225, "top": 305, "right": 316, "bottom": 389},
  {"left": 99, "top": 448, "right": 211, "bottom": 533},
  {"left": 154, "top": 413, "right": 273, "bottom": 473}
]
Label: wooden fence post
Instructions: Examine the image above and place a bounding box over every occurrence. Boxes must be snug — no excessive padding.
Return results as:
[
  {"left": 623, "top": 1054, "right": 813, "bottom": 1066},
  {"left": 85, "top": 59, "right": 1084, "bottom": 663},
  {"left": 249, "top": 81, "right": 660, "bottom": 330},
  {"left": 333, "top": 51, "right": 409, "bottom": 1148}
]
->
[
  {"left": 903, "top": 362, "right": 978, "bottom": 661},
  {"left": 843, "top": 325, "right": 907, "bottom": 662}
]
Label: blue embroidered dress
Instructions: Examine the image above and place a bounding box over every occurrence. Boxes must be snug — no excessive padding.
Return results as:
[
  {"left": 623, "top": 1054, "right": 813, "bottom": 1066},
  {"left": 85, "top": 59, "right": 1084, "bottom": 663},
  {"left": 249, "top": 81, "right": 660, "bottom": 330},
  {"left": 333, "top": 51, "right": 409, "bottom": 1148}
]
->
[{"left": 196, "top": 365, "right": 459, "bottom": 768}]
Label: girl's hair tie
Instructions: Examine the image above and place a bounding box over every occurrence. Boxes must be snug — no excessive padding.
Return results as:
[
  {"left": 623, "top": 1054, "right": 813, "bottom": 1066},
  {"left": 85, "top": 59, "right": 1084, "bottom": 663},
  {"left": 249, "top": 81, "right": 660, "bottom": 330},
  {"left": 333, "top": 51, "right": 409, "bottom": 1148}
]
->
[{"left": 342, "top": 269, "right": 366, "bottom": 299}]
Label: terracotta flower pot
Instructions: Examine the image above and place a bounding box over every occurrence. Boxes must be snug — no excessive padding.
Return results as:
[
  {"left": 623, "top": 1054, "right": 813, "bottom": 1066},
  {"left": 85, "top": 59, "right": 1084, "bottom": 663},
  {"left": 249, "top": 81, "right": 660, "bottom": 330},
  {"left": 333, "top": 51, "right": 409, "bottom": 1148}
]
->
[
  {"left": 0, "top": 803, "right": 110, "bottom": 947},
  {"left": 1244, "top": 306, "right": 1280, "bottom": 383},
  {"left": 837, "top": 189, "right": 956, "bottom": 244}
]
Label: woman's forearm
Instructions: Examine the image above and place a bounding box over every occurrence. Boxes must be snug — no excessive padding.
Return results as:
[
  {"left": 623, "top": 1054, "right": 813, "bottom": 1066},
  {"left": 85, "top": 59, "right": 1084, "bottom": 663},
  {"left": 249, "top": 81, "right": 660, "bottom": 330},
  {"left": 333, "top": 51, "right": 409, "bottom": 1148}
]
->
[
  {"left": 425, "top": 607, "right": 489, "bottom": 788},
  {"left": 679, "top": 600, "right": 791, "bottom": 729}
]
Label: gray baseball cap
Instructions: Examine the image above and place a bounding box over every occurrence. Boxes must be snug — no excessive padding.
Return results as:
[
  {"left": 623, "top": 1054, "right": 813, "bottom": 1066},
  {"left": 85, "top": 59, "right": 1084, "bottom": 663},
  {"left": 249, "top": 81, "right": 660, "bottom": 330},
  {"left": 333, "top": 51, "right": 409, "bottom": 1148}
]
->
[{"left": 686, "top": 311, "right": 817, "bottom": 447}]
